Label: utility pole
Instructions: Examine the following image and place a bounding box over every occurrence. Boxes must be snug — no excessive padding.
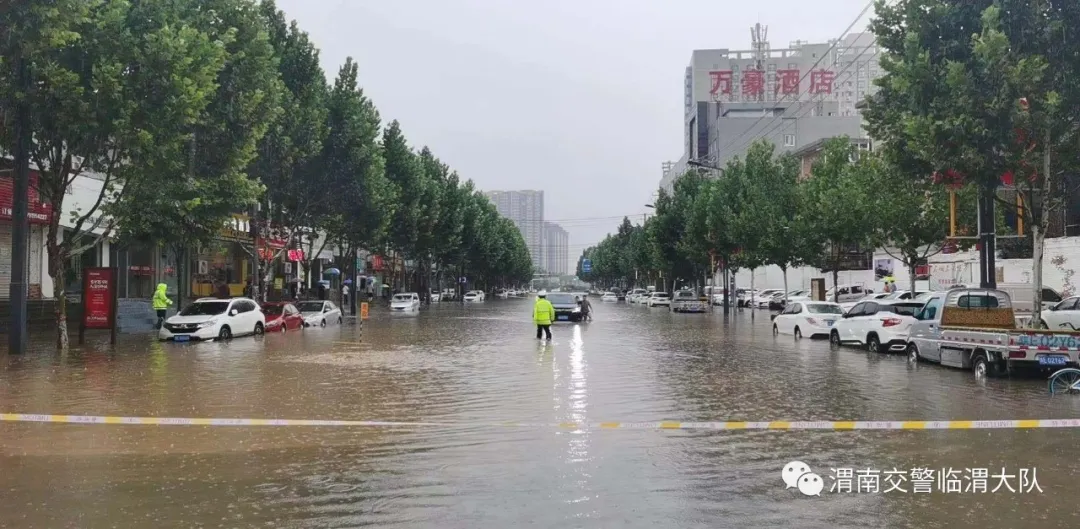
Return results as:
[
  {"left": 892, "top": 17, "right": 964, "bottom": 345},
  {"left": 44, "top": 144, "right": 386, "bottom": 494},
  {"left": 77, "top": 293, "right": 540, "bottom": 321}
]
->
[
  {"left": 249, "top": 203, "right": 260, "bottom": 300},
  {"left": 9, "top": 56, "right": 31, "bottom": 355}
]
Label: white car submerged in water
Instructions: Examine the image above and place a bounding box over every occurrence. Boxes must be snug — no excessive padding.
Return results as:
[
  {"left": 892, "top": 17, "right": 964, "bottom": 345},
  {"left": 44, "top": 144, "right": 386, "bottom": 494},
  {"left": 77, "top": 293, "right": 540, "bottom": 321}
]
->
[
  {"left": 463, "top": 290, "right": 486, "bottom": 302},
  {"left": 390, "top": 293, "right": 421, "bottom": 312},
  {"left": 159, "top": 297, "right": 265, "bottom": 342},
  {"left": 295, "top": 300, "right": 343, "bottom": 327}
]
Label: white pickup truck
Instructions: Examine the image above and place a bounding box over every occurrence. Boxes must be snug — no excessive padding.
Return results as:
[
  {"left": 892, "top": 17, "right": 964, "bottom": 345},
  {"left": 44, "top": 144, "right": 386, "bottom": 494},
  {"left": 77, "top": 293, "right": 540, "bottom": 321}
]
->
[{"left": 907, "top": 288, "right": 1080, "bottom": 378}]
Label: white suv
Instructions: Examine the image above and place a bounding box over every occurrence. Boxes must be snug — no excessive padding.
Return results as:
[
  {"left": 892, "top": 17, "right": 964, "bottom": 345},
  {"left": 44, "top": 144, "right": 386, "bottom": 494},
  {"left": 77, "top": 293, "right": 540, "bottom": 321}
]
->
[
  {"left": 159, "top": 297, "right": 266, "bottom": 342},
  {"left": 829, "top": 299, "right": 924, "bottom": 353}
]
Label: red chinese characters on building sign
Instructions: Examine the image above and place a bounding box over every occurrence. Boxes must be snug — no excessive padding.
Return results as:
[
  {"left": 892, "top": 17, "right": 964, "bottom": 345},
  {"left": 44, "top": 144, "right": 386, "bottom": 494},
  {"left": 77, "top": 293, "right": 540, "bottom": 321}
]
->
[
  {"left": 809, "top": 70, "right": 835, "bottom": 94},
  {"left": 776, "top": 69, "right": 800, "bottom": 95},
  {"left": 372, "top": 255, "right": 384, "bottom": 271},
  {"left": 0, "top": 169, "right": 53, "bottom": 224},
  {"left": 708, "top": 71, "right": 734, "bottom": 97},
  {"left": 741, "top": 70, "right": 764, "bottom": 97}
]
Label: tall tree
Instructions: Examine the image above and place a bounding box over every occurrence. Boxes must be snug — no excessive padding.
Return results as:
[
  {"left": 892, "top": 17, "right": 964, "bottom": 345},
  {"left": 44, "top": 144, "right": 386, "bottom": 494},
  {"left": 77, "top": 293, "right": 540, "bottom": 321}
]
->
[
  {"left": 250, "top": 0, "right": 330, "bottom": 292},
  {"left": 320, "top": 57, "right": 393, "bottom": 295},
  {"left": 866, "top": 0, "right": 1080, "bottom": 324},
  {"left": 381, "top": 120, "right": 423, "bottom": 287},
  {"left": 799, "top": 138, "right": 877, "bottom": 302},
  {"left": 0, "top": 0, "right": 232, "bottom": 351}
]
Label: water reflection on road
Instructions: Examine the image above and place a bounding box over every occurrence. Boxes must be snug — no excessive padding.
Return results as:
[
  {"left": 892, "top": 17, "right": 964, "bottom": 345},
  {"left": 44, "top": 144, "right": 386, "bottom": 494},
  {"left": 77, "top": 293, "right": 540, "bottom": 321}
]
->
[{"left": 2, "top": 300, "right": 1080, "bottom": 527}]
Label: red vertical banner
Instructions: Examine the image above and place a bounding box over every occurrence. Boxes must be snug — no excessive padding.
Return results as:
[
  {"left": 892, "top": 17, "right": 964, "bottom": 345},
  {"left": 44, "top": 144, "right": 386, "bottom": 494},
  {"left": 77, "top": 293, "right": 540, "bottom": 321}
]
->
[{"left": 81, "top": 267, "right": 118, "bottom": 343}]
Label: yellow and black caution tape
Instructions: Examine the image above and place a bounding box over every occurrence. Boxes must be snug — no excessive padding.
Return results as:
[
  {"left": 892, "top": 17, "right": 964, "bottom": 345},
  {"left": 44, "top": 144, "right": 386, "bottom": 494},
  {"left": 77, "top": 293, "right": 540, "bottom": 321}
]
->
[{"left": 3, "top": 413, "right": 1080, "bottom": 430}]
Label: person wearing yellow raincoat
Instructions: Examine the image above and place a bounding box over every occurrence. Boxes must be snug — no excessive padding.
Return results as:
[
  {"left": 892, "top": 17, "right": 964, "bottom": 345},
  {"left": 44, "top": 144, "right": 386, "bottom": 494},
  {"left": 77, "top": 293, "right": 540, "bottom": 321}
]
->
[
  {"left": 152, "top": 283, "right": 173, "bottom": 329},
  {"left": 533, "top": 290, "right": 554, "bottom": 341}
]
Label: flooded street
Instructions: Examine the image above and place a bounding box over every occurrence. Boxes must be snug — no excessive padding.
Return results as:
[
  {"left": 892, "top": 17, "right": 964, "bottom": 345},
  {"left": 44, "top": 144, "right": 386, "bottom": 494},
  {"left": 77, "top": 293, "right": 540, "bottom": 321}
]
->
[{"left": 3, "top": 299, "right": 1080, "bottom": 528}]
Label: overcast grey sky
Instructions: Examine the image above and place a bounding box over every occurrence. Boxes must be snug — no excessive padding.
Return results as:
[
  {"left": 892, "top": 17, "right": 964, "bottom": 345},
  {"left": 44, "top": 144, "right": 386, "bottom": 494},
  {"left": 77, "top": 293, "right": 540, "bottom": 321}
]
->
[{"left": 276, "top": 0, "right": 872, "bottom": 271}]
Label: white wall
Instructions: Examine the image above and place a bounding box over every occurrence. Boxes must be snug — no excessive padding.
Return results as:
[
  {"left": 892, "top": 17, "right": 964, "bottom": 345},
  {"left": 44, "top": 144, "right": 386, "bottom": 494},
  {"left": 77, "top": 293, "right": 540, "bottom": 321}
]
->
[{"left": 733, "top": 236, "right": 1080, "bottom": 296}]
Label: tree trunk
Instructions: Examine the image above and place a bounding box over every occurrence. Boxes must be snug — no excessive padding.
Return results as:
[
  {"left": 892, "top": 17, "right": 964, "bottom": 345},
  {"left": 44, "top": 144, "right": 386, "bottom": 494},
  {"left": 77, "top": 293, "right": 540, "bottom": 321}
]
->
[
  {"left": 750, "top": 267, "right": 755, "bottom": 317},
  {"left": 907, "top": 255, "right": 918, "bottom": 302},
  {"left": 782, "top": 265, "right": 789, "bottom": 304},
  {"left": 1033, "top": 224, "right": 1045, "bottom": 328},
  {"left": 48, "top": 240, "right": 69, "bottom": 352},
  {"left": 832, "top": 266, "right": 840, "bottom": 304},
  {"left": 1032, "top": 129, "right": 1052, "bottom": 328}
]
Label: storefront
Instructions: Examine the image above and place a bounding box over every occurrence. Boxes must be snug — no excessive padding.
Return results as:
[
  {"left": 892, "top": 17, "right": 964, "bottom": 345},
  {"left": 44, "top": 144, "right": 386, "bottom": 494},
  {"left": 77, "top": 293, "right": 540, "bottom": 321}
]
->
[
  {"left": 191, "top": 215, "right": 253, "bottom": 298},
  {"left": 0, "top": 168, "right": 53, "bottom": 300}
]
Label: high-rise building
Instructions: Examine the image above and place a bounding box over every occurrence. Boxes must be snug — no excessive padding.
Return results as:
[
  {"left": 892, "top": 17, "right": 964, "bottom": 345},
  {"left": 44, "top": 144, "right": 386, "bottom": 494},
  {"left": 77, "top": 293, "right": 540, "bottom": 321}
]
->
[
  {"left": 542, "top": 222, "right": 568, "bottom": 276},
  {"left": 666, "top": 26, "right": 881, "bottom": 192},
  {"left": 484, "top": 190, "right": 545, "bottom": 271}
]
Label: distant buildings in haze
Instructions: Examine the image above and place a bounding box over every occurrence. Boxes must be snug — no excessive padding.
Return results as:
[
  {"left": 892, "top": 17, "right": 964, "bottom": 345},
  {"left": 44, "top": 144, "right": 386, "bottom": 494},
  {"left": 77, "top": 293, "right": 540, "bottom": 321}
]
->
[{"left": 484, "top": 190, "right": 569, "bottom": 275}]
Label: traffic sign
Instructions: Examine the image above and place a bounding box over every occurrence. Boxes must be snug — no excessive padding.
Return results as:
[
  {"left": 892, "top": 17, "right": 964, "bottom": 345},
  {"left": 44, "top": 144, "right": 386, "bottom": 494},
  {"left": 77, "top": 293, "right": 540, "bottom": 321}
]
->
[
  {"left": 459, "top": 276, "right": 467, "bottom": 284},
  {"left": 582, "top": 259, "right": 592, "bottom": 273}
]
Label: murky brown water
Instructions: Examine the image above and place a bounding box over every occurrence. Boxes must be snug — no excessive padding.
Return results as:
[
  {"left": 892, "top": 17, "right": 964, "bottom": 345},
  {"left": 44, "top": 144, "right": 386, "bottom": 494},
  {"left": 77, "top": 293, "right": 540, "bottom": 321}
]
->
[{"left": 2, "top": 300, "right": 1080, "bottom": 528}]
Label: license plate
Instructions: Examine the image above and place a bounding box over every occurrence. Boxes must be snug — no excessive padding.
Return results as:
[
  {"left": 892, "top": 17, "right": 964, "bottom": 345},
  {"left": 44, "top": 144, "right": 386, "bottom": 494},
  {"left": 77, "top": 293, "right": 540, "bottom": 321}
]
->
[
  {"left": 1038, "top": 355, "right": 1068, "bottom": 366},
  {"left": 558, "top": 315, "right": 569, "bottom": 321},
  {"left": 825, "top": 320, "right": 835, "bottom": 326},
  {"left": 174, "top": 335, "right": 190, "bottom": 342}
]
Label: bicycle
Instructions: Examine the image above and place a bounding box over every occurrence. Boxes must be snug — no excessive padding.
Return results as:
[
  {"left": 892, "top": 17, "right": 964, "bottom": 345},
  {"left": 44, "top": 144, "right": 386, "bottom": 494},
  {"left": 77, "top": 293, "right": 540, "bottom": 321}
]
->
[{"left": 1048, "top": 367, "right": 1080, "bottom": 395}]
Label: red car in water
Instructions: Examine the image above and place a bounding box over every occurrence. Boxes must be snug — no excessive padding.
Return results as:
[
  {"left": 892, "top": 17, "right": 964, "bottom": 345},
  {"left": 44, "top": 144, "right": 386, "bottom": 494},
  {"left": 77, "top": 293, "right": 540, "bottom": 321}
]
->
[{"left": 261, "top": 302, "right": 304, "bottom": 333}]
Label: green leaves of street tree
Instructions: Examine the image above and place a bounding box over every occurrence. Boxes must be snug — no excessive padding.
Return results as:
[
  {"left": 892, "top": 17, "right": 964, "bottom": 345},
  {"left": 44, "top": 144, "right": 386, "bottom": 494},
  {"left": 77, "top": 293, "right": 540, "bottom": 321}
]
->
[
  {"left": 1, "top": 0, "right": 236, "bottom": 350},
  {"left": 866, "top": 0, "right": 1080, "bottom": 323},
  {"left": 796, "top": 138, "right": 877, "bottom": 302}
]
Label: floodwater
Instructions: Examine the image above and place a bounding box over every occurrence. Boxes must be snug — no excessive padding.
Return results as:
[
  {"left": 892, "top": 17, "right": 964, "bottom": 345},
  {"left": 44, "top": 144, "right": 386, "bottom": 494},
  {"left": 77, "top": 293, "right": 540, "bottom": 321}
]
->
[{"left": 2, "top": 299, "right": 1080, "bottom": 528}]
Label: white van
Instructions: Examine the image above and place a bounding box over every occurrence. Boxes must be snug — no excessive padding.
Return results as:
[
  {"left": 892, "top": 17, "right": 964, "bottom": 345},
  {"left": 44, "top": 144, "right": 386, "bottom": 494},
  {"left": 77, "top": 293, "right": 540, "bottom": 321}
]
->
[{"left": 997, "top": 283, "right": 1063, "bottom": 313}]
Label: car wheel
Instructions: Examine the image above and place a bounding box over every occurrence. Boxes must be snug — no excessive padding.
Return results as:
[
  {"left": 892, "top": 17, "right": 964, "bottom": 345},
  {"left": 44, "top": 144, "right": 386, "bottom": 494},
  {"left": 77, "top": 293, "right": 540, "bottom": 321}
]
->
[
  {"left": 973, "top": 354, "right": 989, "bottom": 379},
  {"left": 280, "top": 323, "right": 287, "bottom": 334},
  {"left": 218, "top": 326, "right": 232, "bottom": 340},
  {"left": 254, "top": 323, "right": 264, "bottom": 336},
  {"left": 867, "top": 334, "right": 883, "bottom": 353},
  {"left": 320, "top": 319, "right": 326, "bottom": 328},
  {"left": 830, "top": 331, "right": 841, "bottom": 347},
  {"left": 794, "top": 327, "right": 802, "bottom": 340},
  {"left": 908, "top": 343, "right": 920, "bottom": 363}
]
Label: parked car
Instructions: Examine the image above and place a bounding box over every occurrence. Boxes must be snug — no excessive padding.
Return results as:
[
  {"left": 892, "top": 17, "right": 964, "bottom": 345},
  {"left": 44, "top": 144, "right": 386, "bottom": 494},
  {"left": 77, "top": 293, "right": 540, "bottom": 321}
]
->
[
  {"left": 1041, "top": 295, "right": 1080, "bottom": 331},
  {"left": 390, "top": 292, "right": 421, "bottom": 312},
  {"left": 825, "top": 284, "right": 873, "bottom": 304},
  {"left": 647, "top": 292, "right": 672, "bottom": 308},
  {"left": 296, "top": 300, "right": 342, "bottom": 327},
  {"left": 463, "top": 290, "right": 486, "bottom": 302},
  {"left": 430, "top": 290, "right": 442, "bottom": 302},
  {"left": 159, "top": 297, "right": 265, "bottom": 342},
  {"left": 830, "top": 299, "right": 924, "bottom": 353},
  {"left": 772, "top": 301, "right": 845, "bottom": 339},
  {"left": 601, "top": 292, "right": 619, "bottom": 303},
  {"left": 752, "top": 289, "right": 784, "bottom": 309},
  {"left": 261, "top": 302, "right": 304, "bottom": 333}
]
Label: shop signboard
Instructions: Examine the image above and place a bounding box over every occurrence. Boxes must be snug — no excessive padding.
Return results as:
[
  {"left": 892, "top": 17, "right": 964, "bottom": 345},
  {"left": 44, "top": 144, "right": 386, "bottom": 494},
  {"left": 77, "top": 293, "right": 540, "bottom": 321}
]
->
[{"left": 80, "top": 267, "right": 117, "bottom": 344}]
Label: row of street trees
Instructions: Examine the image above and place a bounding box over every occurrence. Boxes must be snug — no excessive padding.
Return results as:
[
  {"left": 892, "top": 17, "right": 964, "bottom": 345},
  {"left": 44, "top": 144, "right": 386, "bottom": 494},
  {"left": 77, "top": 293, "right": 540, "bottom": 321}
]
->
[
  {"left": 581, "top": 0, "right": 1080, "bottom": 327},
  {"left": 577, "top": 138, "right": 978, "bottom": 303},
  {"left": 0, "top": 0, "right": 532, "bottom": 351}
]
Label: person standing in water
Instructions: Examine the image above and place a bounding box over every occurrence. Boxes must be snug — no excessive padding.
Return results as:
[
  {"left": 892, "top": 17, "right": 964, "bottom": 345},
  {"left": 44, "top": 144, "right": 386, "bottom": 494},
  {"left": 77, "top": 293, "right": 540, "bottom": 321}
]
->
[
  {"left": 533, "top": 290, "right": 554, "bottom": 341},
  {"left": 152, "top": 283, "right": 173, "bottom": 329}
]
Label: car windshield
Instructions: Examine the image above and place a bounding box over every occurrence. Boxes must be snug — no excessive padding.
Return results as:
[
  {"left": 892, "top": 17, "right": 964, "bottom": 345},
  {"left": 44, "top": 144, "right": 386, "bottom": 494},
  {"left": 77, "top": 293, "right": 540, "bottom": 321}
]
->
[
  {"left": 654, "top": 293, "right": 670, "bottom": 298},
  {"left": 806, "top": 304, "right": 844, "bottom": 314},
  {"left": 547, "top": 294, "right": 575, "bottom": 304},
  {"left": 296, "top": 302, "right": 324, "bottom": 312},
  {"left": 393, "top": 295, "right": 412, "bottom": 302},
  {"left": 179, "top": 301, "right": 229, "bottom": 316},
  {"left": 675, "top": 291, "right": 695, "bottom": 299},
  {"left": 261, "top": 304, "right": 284, "bottom": 315}
]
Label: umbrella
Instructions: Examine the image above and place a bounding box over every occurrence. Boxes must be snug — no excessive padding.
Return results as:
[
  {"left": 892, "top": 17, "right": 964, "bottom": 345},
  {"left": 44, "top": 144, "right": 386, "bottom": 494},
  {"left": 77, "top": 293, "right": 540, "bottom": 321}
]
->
[
  {"left": 344, "top": 279, "right": 353, "bottom": 285},
  {"left": 324, "top": 268, "right": 341, "bottom": 276}
]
